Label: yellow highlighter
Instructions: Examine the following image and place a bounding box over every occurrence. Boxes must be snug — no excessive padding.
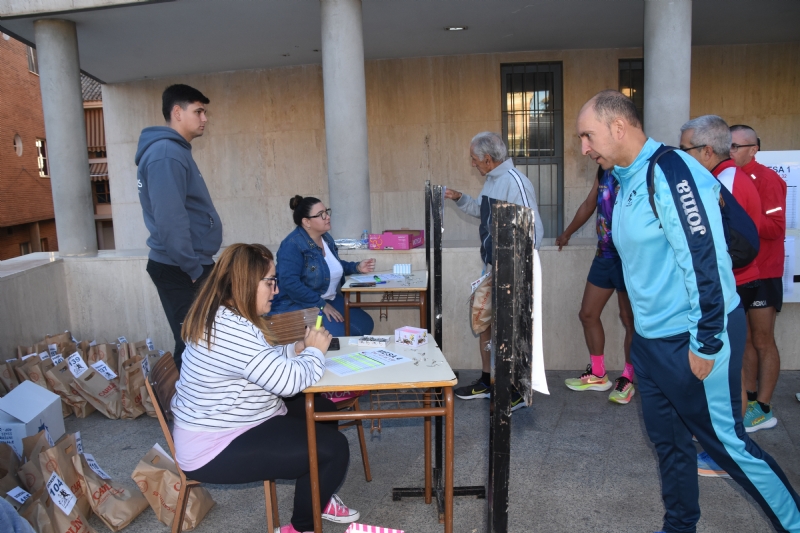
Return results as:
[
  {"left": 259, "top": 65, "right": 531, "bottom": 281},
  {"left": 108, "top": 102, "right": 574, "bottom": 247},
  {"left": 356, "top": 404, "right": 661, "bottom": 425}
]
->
[{"left": 316, "top": 307, "right": 324, "bottom": 329}]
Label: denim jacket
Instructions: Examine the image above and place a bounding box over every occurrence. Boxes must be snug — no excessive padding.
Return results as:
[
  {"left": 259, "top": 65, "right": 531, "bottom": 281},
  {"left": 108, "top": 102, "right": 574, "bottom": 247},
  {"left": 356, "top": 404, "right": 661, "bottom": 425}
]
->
[{"left": 270, "top": 226, "right": 361, "bottom": 313}]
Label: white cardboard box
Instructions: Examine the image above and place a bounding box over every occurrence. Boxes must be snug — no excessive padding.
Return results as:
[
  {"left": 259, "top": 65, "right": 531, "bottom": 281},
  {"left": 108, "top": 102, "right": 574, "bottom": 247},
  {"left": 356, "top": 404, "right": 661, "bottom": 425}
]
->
[
  {"left": 394, "top": 326, "right": 428, "bottom": 348},
  {"left": 0, "top": 381, "right": 66, "bottom": 457}
]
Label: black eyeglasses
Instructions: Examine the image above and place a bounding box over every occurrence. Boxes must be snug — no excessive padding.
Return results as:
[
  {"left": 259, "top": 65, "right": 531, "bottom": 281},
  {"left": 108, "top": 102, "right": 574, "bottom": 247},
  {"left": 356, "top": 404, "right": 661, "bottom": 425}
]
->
[
  {"left": 262, "top": 277, "right": 278, "bottom": 289},
  {"left": 308, "top": 208, "right": 332, "bottom": 220},
  {"left": 680, "top": 145, "right": 706, "bottom": 153},
  {"left": 730, "top": 143, "right": 757, "bottom": 152}
]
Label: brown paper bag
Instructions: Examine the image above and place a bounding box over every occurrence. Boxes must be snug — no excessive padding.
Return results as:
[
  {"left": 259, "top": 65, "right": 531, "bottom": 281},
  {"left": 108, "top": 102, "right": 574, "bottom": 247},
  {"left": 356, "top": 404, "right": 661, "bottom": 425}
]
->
[
  {"left": 120, "top": 356, "right": 146, "bottom": 419},
  {"left": 85, "top": 343, "right": 118, "bottom": 370},
  {"left": 116, "top": 343, "right": 131, "bottom": 376},
  {"left": 17, "top": 346, "right": 35, "bottom": 359},
  {"left": 131, "top": 340, "right": 151, "bottom": 358},
  {"left": 0, "top": 359, "right": 21, "bottom": 392},
  {"left": 42, "top": 489, "right": 97, "bottom": 533},
  {"left": 470, "top": 272, "right": 493, "bottom": 334},
  {"left": 140, "top": 386, "right": 156, "bottom": 418},
  {"left": 0, "top": 446, "right": 21, "bottom": 498},
  {"left": 44, "top": 332, "right": 73, "bottom": 348},
  {"left": 132, "top": 445, "right": 215, "bottom": 531},
  {"left": 72, "top": 370, "right": 122, "bottom": 420},
  {"left": 19, "top": 431, "right": 52, "bottom": 493},
  {"left": 46, "top": 361, "right": 96, "bottom": 419},
  {"left": 18, "top": 488, "right": 55, "bottom": 533},
  {"left": 72, "top": 453, "right": 148, "bottom": 531},
  {"left": 0, "top": 377, "right": 7, "bottom": 397},
  {"left": 39, "top": 434, "right": 91, "bottom": 519}
]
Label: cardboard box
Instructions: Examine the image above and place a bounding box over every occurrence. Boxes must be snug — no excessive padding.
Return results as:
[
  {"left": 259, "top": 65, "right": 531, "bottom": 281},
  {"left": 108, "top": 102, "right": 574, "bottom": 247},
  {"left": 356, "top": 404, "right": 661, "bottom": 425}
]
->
[
  {"left": 394, "top": 326, "right": 428, "bottom": 348},
  {"left": 0, "top": 380, "right": 66, "bottom": 457},
  {"left": 368, "top": 229, "right": 424, "bottom": 250}
]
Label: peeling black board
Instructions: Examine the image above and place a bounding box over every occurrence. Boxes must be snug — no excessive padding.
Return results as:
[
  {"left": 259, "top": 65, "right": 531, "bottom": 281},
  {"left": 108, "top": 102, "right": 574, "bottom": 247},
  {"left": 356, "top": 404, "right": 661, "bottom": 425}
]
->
[{"left": 489, "top": 201, "right": 535, "bottom": 533}]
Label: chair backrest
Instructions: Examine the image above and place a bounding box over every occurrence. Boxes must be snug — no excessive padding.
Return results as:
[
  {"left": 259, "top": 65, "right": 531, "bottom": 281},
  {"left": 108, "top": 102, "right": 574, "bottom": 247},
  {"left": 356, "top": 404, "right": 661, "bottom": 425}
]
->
[
  {"left": 144, "top": 371, "right": 179, "bottom": 460},
  {"left": 149, "top": 352, "right": 180, "bottom": 420},
  {"left": 266, "top": 307, "right": 320, "bottom": 345}
]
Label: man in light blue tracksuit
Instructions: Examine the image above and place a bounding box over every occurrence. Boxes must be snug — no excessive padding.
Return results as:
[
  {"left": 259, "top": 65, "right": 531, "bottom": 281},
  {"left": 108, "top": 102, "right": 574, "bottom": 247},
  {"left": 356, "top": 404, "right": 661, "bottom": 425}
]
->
[{"left": 577, "top": 90, "right": 799, "bottom": 533}]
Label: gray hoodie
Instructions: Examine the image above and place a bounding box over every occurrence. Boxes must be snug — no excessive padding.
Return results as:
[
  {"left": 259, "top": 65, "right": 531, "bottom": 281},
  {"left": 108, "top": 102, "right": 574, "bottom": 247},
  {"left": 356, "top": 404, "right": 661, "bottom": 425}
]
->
[{"left": 135, "top": 126, "right": 222, "bottom": 280}]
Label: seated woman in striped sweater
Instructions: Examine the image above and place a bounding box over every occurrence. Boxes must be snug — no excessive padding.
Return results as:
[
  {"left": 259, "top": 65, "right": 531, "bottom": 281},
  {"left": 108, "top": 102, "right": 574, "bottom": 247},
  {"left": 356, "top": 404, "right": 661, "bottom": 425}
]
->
[{"left": 170, "top": 243, "right": 359, "bottom": 533}]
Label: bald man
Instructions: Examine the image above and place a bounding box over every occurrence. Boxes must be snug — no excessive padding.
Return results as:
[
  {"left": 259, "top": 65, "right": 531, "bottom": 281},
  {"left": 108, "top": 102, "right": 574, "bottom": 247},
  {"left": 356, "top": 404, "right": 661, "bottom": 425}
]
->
[{"left": 577, "top": 90, "right": 799, "bottom": 533}]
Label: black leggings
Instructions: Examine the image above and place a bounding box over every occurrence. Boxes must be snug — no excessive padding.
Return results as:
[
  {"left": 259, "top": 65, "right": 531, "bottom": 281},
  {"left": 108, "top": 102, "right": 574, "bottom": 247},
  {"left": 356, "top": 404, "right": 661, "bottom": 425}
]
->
[{"left": 184, "top": 394, "right": 349, "bottom": 532}]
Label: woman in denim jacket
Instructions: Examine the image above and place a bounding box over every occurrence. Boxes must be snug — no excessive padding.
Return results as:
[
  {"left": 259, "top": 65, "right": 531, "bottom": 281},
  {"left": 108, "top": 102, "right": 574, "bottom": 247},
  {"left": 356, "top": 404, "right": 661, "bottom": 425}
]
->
[{"left": 271, "top": 195, "right": 376, "bottom": 336}]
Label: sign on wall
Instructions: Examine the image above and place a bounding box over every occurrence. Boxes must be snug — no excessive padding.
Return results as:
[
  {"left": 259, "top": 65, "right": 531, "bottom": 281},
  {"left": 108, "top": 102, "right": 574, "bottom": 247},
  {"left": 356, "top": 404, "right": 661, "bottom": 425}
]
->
[{"left": 755, "top": 151, "right": 800, "bottom": 302}]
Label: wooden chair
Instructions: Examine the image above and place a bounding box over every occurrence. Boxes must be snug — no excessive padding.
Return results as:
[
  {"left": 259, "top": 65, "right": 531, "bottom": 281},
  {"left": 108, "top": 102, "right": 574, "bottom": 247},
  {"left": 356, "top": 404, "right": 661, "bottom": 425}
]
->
[
  {"left": 267, "top": 308, "right": 372, "bottom": 482},
  {"left": 144, "top": 354, "right": 280, "bottom": 533}
]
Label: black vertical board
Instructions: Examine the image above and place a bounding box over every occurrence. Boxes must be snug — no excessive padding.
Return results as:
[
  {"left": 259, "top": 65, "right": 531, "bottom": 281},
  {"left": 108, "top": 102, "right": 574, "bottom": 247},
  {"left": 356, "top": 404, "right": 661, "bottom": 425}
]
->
[
  {"left": 488, "top": 202, "right": 535, "bottom": 533},
  {"left": 430, "top": 183, "right": 444, "bottom": 473}
]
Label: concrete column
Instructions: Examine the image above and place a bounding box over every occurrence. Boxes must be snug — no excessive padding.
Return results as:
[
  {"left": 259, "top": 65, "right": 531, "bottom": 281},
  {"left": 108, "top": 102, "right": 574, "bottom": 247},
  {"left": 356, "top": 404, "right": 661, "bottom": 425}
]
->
[
  {"left": 29, "top": 222, "right": 41, "bottom": 252},
  {"left": 320, "top": 0, "right": 371, "bottom": 238},
  {"left": 643, "top": 0, "right": 692, "bottom": 146},
  {"left": 33, "top": 19, "right": 97, "bottom": 255}
]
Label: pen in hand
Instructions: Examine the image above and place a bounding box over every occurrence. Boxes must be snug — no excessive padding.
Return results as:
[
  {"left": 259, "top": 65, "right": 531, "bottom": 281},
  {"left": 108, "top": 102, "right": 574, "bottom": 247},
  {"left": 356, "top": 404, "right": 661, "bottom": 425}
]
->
[{"left": 316, "top": 306, "right": 324, "bottom": 329}]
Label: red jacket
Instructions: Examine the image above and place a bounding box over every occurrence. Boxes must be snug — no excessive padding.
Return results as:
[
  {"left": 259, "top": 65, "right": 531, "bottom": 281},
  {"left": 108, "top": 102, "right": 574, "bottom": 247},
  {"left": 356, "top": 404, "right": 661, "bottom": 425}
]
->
[
  {"left": 712, "top": 159, "right": 761, "bottom": 285},
  {"left": 742, "top": 159, "right": 787, "bottom": 278}
]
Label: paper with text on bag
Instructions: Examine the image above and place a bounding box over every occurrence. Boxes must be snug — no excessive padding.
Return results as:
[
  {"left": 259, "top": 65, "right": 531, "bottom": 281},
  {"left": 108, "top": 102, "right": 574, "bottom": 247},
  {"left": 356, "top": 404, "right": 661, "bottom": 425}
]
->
[
  {"left": 67, "top": 353, "right": 89, "bottom": 378},
  {"left": 90, "top": 361, "right": 117, "bottom": 381},
  {"left": 140, "top": 356, "right": 150, "bottom": 378},
  {"left": 74, "top": 431, "right": 83, "bottom": 454},
  {"left": 21, "top": 353, "right": 37, "bottom": 361},
  {"left": 48, "top": 344, "right": 58, "bottom": 358},
  {"left": 7, "top": 485, "right": 31, "bottom": 504},
  {"left": 117, "top": 337, "right": 127, "bottom": 344},
  {"left": 146, "top": 338, "right": 155, "bottom": 351},
  {"left": 39, "top": 352, "right": 50, "bottom": 361},
  {"left": 46, "top": 471, "right": 77, "bottom": 515},
  {"left": 51, "top": 353, "right": 64, "bottom": 365},
  {"left": 83, "top": 453, "right": 111, "bottom": 480}
]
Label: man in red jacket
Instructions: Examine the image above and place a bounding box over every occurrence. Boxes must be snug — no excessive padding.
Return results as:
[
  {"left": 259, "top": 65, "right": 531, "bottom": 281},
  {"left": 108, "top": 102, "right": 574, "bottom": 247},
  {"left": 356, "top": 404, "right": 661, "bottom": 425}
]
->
[{"left": 730, "top": 124, "right": 787, "bottom": 433}]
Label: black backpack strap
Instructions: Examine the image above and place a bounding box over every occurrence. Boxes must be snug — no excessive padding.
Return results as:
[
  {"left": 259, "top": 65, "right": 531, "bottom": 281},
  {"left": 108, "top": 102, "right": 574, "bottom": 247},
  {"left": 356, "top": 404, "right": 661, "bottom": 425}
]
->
[{"left": 646, "top": 144, "right": 677, "bottom": 220}]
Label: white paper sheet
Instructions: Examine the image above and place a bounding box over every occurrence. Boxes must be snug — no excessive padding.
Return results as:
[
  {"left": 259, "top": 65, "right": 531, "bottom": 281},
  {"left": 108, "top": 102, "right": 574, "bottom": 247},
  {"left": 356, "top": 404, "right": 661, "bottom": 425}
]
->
[
  {"left": 325, "top": 349, "right": 410, "bottom": 377},
  {"left": 530, "top": 250, "right": 549, "bottom": 395}
]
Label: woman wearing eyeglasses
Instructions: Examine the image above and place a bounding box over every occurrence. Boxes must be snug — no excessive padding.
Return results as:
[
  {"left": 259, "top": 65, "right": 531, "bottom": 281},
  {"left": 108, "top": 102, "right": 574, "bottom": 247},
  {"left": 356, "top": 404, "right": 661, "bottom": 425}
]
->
[
  {"left": 171, "top": 243, "right": 360, "bottom": 533},
  {"left": 271, "top": 195, "right": 376, "bottom": 336}
]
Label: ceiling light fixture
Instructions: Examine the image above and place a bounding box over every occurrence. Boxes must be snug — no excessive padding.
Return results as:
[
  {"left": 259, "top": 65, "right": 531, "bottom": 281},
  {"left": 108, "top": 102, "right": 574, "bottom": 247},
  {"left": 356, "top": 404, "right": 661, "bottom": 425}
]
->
[{"left": 445, "top": 26, "right": 467, "bottom": 31}]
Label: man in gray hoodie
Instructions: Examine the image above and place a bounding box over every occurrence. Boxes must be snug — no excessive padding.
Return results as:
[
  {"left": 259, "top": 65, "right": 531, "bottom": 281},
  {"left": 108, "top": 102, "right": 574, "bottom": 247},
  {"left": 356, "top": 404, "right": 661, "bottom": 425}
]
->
[{"left": 135, "top": 84, "right": 222, "bottom": 370}]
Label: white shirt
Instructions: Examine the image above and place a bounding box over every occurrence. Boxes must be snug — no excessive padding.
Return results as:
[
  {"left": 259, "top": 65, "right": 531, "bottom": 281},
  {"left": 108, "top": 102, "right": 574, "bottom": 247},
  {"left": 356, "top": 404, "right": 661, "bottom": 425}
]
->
[{"left": 321, "top": 240, "right": 344, "bottom": 300}]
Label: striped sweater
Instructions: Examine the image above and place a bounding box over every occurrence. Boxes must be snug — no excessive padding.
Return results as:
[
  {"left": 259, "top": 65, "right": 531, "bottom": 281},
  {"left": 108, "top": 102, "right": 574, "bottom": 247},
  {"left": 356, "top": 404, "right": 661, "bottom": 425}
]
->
[{"left": 171, "top": 306, "right": 325, "bottom": 431}]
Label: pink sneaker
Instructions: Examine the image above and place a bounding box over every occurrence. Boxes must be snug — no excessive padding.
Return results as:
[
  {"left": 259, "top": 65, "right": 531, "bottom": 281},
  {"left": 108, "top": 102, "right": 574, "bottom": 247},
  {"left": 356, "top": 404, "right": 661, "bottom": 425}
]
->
[
  {"left": 275, "top": 524, "right": 311, "bottom": 533},
  {"left": 322, "top": 493, "right": 360, "bottom": 523}
]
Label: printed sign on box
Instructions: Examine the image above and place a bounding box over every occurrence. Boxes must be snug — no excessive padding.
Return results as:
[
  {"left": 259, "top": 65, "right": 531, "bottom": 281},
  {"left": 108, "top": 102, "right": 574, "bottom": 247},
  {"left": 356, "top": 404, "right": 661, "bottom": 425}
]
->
[{"left": 0, "top": 380, "right": 66, "bottom": 457}]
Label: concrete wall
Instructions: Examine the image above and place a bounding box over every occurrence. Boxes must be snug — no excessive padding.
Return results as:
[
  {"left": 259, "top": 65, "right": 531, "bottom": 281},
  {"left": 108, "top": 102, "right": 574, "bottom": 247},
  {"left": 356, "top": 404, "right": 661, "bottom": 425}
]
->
[
  {"left": 104, "top": 43, "right": 800, "bottom": 252},
  {"left": 2, "top": 249, "right": 799, "bottom": 372}
]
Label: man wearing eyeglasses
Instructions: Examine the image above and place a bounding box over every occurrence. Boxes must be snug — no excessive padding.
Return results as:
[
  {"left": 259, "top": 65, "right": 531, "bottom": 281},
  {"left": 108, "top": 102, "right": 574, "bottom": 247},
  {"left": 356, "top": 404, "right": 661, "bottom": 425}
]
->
[
  {"left": 136, "top": 84, "right": 222, "bottom": 371},
  {"left": 729, "top": 124, "right": 787, "bottom": 433}
]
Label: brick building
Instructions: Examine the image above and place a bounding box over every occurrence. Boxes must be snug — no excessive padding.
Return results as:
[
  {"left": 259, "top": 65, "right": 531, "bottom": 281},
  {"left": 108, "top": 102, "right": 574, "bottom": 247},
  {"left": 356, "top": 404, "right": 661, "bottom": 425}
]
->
[
  {"left": 0, "top": 33, "right": 57, "bottom": 259},
  {"left": 83, "top": 75, "right": 114, "bottom": 249}
]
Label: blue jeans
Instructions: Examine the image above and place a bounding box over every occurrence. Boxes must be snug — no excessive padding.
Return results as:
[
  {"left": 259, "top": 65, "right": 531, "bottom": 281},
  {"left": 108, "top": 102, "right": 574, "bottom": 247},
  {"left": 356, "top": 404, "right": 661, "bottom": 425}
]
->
[{"left": 323, "top": 293, "right": 374, "bottom": 337}]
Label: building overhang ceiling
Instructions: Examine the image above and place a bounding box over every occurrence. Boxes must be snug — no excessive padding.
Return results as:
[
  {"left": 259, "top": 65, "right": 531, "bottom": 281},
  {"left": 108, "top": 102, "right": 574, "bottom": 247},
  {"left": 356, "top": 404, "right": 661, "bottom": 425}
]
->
[{"left": 1, "top": 0, "right": 798, "bottom": 84}]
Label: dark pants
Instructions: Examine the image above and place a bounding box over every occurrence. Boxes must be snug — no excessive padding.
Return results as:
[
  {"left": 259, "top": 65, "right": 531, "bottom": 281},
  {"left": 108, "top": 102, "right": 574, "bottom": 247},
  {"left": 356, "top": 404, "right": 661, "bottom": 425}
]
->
[
  {"left": 184, "top": 394, "right": 349, "bottom": 532},
  {"left": 633, "top": 307, "right": 800, "bottom": 532},
  {"left": 146, "top": 259, "right": 213, "bottom": 370}
]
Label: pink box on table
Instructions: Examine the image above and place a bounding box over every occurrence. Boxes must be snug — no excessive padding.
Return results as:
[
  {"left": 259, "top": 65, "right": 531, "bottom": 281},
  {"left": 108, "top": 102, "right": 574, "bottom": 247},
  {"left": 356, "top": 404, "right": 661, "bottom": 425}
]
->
[
  {"left": 394, "top": 326, "right": 428, "bottom": 348},
  {"left": 368, "top": 229, "right": 424, "bottom": 250}
]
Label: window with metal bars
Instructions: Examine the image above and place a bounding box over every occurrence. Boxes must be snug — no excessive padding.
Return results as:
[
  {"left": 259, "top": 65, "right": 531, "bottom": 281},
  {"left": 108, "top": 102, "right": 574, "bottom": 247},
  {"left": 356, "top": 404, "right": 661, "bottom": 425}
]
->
[
  {"left": 501, "top": 62, "right": 564, "bottom": 238},
  {"left": 619, "top": 59, "right": 644, "bottom": 121}
]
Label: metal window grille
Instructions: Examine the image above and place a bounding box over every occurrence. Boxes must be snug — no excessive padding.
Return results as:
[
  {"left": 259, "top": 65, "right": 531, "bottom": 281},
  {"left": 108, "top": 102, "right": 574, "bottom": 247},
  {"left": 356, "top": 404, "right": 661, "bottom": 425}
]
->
[
  {"left": 619, "top": 59, "right": 644, "bottom": 121},
  {"left": 501, "top": 62, "right": 564, "bottom": 238},
  {"left": 94, "top": 181, "right": 111, "bottom": 204}
]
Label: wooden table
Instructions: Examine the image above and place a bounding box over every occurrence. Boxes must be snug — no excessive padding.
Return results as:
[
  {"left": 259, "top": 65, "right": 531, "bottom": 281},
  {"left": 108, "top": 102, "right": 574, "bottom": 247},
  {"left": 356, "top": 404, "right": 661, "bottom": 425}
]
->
[
  {"left": 303, "top": 337, "right": 457, "bottom": 533},
  {"left": 341, "top": 271, "right": 428, "bottom": 335}
]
